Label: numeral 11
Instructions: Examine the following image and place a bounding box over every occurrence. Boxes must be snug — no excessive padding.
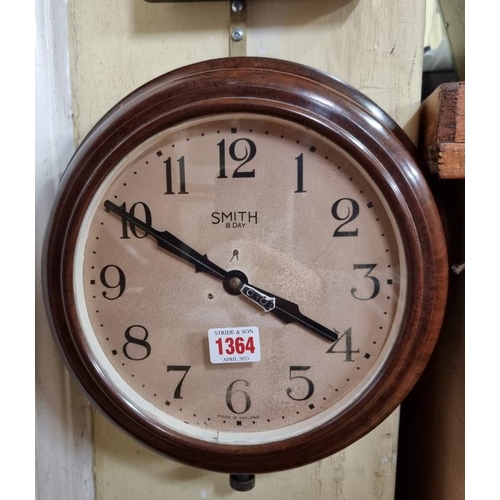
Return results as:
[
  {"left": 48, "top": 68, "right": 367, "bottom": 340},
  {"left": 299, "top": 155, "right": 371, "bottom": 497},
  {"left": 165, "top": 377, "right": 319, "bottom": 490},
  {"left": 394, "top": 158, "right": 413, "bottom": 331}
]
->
[{"left": 164, "top": 156, "right": 188, "bottom": 194}]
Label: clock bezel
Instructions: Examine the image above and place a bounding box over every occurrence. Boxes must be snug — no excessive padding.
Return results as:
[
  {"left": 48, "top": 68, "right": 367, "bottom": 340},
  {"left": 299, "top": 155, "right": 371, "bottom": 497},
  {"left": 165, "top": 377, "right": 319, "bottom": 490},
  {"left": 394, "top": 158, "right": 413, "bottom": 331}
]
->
[{"left": 42, "top": 57, "right": 448, "bottom": 473}]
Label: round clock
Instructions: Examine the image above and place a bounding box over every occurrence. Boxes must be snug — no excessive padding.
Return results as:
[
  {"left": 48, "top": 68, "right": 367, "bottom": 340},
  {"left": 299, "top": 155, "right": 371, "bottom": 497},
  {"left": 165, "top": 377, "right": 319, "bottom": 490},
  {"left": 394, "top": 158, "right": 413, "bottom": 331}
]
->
[{"left": 43, "top": 57, "right": 448, "bottom": 476}]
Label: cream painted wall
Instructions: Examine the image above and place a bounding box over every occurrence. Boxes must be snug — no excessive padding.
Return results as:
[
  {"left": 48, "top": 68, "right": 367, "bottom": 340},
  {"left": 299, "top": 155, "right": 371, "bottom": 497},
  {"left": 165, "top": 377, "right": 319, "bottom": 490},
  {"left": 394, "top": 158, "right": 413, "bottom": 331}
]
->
[{"left": 62, "top": 1, "right": 426, "bottom": 498}]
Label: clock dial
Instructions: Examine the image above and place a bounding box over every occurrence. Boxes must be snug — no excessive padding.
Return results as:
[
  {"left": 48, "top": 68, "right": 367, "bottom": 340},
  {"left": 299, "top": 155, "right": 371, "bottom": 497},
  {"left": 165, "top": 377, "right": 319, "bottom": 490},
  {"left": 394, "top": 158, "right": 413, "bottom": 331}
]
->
[
  {"left": 74, "top": 114, "right": 406, "bottom": 443},
  {"left": 43, "top": 57, "right": 447, "bottom": 474}
]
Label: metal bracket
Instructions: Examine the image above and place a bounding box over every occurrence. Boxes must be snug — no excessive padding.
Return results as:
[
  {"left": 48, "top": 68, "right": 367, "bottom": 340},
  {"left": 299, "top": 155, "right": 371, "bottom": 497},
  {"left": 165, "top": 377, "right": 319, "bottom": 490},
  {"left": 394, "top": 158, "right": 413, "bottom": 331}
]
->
[
  {"left": 229, "top": 0, "right": 247, "bottom": 56},
  {"left": 145, "top": 0, "right": 248, "bottom": 57}
]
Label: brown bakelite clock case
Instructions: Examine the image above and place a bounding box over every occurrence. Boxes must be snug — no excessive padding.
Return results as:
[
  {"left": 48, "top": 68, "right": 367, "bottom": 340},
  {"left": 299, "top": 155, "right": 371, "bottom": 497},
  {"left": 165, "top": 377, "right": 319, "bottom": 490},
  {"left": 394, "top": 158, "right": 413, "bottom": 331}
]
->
[{"left": 43, "top": 58, "right": 448, "bottom": 477}]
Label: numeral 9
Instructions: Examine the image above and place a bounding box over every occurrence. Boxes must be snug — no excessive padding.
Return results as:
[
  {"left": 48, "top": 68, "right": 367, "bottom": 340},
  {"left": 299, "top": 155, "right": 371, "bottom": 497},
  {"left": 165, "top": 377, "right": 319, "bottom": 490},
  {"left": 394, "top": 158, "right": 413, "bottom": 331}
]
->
[{"left": 100, "top": 265, "right": 126, "bottom": 300}]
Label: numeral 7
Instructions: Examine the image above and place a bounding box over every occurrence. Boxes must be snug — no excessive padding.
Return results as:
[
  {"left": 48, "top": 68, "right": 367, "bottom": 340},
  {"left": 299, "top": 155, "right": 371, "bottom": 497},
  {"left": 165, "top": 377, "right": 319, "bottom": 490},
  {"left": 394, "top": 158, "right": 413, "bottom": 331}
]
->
[{"left": 167, "top": 365, "right": 191, "bottom": 399}]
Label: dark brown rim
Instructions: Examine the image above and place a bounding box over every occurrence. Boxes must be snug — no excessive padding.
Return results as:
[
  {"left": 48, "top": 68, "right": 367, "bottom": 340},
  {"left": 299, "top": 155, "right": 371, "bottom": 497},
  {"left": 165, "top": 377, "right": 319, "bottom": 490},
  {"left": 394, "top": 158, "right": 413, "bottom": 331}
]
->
[{"left": 42, "top": 57, "right": 448, "bottom": 474}]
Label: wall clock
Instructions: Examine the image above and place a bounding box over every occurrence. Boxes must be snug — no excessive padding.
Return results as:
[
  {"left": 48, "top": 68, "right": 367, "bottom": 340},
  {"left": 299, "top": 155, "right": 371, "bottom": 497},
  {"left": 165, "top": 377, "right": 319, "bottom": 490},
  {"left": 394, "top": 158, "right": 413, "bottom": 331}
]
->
[{"left": 43, "top": 57, "right": 448, "bottom": 487}]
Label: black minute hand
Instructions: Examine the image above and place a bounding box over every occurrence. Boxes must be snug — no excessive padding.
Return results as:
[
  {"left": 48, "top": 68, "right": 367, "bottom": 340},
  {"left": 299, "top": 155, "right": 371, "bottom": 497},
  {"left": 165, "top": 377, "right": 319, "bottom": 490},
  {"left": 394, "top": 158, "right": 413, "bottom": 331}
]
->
[
  {"left": 104, "top": 200, "right": 226, "bottom": 281},
  {"left": 104, "top": 200, "right": 339, "bottom": 342}
]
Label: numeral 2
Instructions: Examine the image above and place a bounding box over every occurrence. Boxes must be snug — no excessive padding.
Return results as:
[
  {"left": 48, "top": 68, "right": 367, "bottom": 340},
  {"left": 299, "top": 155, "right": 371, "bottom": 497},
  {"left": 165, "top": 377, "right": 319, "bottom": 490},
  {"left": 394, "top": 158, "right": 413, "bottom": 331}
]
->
[{"left": 331, "top": 198, "right": 359, "bottom": 237}]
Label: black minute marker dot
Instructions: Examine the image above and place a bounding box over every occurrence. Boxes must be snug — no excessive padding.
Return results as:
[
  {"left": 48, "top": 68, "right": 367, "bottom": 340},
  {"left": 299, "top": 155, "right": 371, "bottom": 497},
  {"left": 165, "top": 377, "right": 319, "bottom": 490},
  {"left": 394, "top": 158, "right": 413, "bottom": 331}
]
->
[
  {"left": 364, "top": 353, "right": 371, "bottom": 359},
  {"left": 309, "top": 146, "right": 316, "bottom": 153},
  {"left": 231, "top": 128, "right": 237, "bottom": 134},
  {"left": 156, "top": 151, "right": 162, "bottom": 157},
  {"left": 90, "top": 280, "right": 95, "bottom": 285},
  {"left": 309, "top": 404, "right": 315, "bottom": 410},
  {"left": 237, "top": 421, "right": 242, "bottom": 426},
  {"left": 165, "top": 401, "right": 171, "bottom": 407}
]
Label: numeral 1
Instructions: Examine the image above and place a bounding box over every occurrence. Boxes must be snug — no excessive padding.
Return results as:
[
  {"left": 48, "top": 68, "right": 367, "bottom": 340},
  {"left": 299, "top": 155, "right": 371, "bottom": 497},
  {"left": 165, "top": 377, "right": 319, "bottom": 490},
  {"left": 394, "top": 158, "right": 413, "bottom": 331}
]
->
[
  {"left": 164, "top": 156, "right": 188, "bottom": 194},
  {"left": 294, "top": 153, "right": 306, "bottom": 193}
]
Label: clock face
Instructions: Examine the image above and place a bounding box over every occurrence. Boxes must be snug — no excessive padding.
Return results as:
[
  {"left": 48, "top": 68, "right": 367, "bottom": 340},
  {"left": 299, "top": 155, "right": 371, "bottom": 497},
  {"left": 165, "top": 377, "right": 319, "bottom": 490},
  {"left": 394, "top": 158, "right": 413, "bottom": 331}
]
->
[
  {"left": 44, "top": 57, "right": 447, "bottom": 473},
  {"left": 74, "top": 113, "right": 407, "bottom": 444}
]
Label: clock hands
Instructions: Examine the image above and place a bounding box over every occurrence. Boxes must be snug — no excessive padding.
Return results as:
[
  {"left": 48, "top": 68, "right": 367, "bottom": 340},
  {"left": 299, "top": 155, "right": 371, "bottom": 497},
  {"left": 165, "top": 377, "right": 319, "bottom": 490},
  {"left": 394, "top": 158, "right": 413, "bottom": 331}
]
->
[{"left": 104, "top": 200, "right": 339, "bottom": 342}]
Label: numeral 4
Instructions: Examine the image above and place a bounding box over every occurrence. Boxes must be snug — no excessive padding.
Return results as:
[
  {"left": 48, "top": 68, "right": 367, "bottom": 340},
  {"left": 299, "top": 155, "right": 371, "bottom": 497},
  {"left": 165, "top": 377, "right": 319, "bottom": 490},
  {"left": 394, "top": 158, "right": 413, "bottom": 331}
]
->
[{"left": 325, "top": 327, "right": 359, "bottom": 361}]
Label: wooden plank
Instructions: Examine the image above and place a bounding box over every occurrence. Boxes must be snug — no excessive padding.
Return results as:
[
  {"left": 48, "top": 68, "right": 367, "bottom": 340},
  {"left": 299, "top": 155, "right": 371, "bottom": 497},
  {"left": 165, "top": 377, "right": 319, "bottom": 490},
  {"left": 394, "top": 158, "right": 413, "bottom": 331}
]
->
[
  {"left": 421, "top": 82, "right": 465, "bottom": 178},
  {"left": 439, "top": 0, "right": 465, "bottom": 80},
  {"left": 35, "top": 0, "right": 95, "bottom": 498},
  {"left": 396, "top": 181, "right": 464, "bottom": 500}
]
